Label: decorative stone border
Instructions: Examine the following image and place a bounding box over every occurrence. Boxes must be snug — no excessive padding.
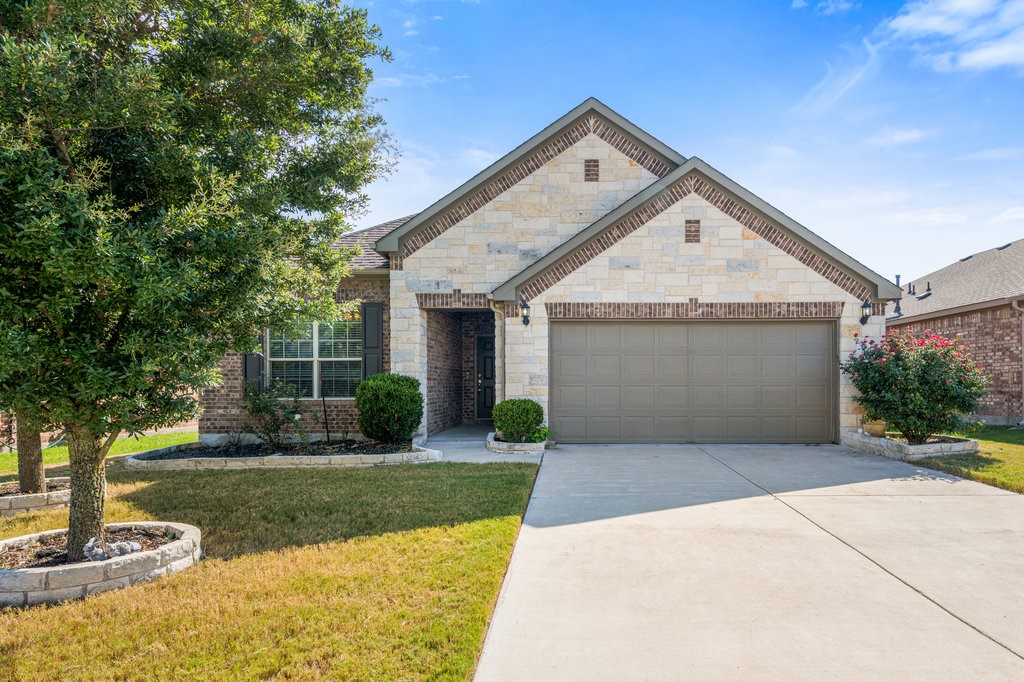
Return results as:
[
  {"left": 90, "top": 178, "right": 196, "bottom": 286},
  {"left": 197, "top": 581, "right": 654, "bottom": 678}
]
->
[
  {"left": 485, "top": 432, "right": 550, "bottom": 454},
  {"left": 0, "top": 521, "right": 202, "bottom": 607},
  {"left": 0, "top": 478, "right": 71, "bottom": 517},
  {"left": 842, "top": 431, "right": 979, "bottom": 462},
  {"left": 122, "top": 443, "right": 441, "bottom": 471}
]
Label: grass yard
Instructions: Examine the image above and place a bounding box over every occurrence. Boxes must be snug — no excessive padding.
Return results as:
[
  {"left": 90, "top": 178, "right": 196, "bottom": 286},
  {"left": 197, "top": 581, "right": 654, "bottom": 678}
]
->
[
  {"left": 0, "top": 459, "right": 537, "bottom": 680},
  {"left": 0, "top": 430, "right": 199, "bottom": 475},
  {"left": 918, "top": 425, "right": 1024, "bottom": 494}
]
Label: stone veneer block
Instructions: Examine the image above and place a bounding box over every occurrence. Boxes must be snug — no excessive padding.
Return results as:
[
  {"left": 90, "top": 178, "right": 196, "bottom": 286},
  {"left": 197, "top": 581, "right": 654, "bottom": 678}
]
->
[
  {"left": 0, "top": 478, "right": 71, "bottom": 517},
  {"left": 842, "top": 431, "right": 980, "bottom": 461},
  {"left": 0, "top": 521, "right": 201, "bottom": 607}
]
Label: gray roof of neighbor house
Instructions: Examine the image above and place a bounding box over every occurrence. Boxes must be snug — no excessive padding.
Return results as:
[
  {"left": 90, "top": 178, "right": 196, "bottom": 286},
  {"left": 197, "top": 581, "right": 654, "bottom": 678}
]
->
[
  {"left": 335, "top": 215, "right": 417, "bottom": 270},
  {"left": 888, "top": 238, "right": 1024, "bottom": 323}
]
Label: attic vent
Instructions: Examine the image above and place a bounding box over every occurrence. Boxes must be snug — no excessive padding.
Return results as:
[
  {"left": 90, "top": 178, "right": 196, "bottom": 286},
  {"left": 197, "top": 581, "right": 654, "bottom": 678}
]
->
[
  {"left": 960, "top": 255, "right": 973, "bottom": 262},
  {"left": 584, "top": 159, "right": 599, "bottom": 182},
  {"left": 998, "top": 243, "right": 1012, "bottom": 251}
]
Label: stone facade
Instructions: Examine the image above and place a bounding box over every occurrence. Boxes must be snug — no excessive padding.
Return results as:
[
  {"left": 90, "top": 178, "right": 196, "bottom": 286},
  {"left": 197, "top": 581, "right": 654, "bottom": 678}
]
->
[
  {"left": 889, "top": 304, "right": 1024, "bottom": 423},
  {"left": 198, "top": 275, "right": 390, "bottom": 442},
  {"left": 503, "top": 195, "right": 884, "bottom": 432}
]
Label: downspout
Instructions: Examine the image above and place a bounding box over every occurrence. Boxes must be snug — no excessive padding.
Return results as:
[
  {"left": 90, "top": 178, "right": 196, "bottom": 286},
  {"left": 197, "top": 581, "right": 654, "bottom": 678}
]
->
[{"left": 1011, "top": 298, "right": 1024, "bottom": 425}]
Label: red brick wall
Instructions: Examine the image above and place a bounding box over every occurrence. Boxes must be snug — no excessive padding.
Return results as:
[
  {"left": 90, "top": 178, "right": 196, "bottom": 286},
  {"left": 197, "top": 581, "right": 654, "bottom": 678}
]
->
[
  {"left": 461, "top": 311, "right": 495, "bottom": 424},
  {"left": 426, "top": 310, "right": 463, "bottom": 434},
  {"left": 198, "top": 275, "right": 390, "bottom": 440},
  {"left": 889, "top": 304, "right": 1023, "bottom": 421}
]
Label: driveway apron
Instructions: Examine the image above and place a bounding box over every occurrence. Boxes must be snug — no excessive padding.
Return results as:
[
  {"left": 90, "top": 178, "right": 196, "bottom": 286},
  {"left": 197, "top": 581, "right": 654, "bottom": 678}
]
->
[{"left": 474, "top": 444, "right": 1024, "bottom": 681}]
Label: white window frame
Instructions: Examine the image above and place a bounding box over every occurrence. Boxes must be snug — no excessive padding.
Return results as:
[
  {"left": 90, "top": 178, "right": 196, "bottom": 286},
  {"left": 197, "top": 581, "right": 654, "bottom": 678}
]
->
[{"left": 265, "top": 319, "right": 363, "bottom": 400}]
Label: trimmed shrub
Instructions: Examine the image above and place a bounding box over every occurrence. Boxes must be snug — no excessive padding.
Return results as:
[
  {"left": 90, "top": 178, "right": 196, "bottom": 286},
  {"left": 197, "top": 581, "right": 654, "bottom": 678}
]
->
[
  {"left": 243, "top": 381, "right": 318, "bottom": 450},
  {"left": 840, "top": 329, "right": 988, "bottom": 444},
  {"left": 356, "top": 374, "right": 424, "bottom": 443},
  {"left": 492, "top": 398, "right": 544, "bottom": 443}
]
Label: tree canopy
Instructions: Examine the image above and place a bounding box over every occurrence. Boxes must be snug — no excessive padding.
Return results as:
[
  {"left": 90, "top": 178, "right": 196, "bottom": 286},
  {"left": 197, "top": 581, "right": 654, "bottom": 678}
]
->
[{"left": 0, "top": 0, "right": 391, "bottom": 558}]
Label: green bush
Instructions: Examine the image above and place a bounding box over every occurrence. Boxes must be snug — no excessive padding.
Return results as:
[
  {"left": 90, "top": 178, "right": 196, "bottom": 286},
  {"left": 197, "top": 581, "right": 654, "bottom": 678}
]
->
[
  {"left": 840, "top": 329, "right": 988, "bottom": 444},
  {"left": 243, "top": 382, "right": 318, "bottom": 450},
  {"left": 493, "top": 398, "right": 545, "bottom": 443},
  {"left": 356, "top": 374, "right": 424, "bottom": 443}
]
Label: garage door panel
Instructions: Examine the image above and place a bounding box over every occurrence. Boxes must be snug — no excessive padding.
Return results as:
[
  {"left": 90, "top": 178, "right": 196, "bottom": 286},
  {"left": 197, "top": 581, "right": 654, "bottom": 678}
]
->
[
  {"left": 589, "top": 385, "right": 622, "bottom": 409},
  {"left": 550, "top": 321, "right": 834, "bottom": 444},
  {"left": 625, "top": 354, "right": 656, "bottom": 378},
  {"left": 657, "top": 354, "right": 688, "bottom": 378},
  {"left": 625, "top": 385, "right": 656, "bottom": 409},
  {"left": 590, "top": 355, "right": 620, "bottom": 377},
  {"left": 658, "top": 385, "right": 689, "bottom": 409},
  {"left": 692, "top": 354, "right": 724, "bottom": 377},
  {"left": 725, "top": 354, "right": 757, "bottom": 378}
]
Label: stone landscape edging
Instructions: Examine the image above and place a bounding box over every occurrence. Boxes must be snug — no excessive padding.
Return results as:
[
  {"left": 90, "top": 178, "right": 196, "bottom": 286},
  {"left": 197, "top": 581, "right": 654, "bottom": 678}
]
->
[
  {"left": 485, "top": 432, "right": 549, "bottom": 454},
  {"left": 842, "top": 431, "right": 979, "bottom": 462},
  {"left": 122, "top": 443, "right": 442, "bottom": 471},
  {"left": 0, "top": 521, "right": 202, "bottom": 607},
  {"left": 0, "top": 477, "right": 71, "bottom": 517}
]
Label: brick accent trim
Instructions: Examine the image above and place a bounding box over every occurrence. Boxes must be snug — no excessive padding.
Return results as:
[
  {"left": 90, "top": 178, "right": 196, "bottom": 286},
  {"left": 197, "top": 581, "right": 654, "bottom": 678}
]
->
[
  {"left": 506, "top": 302, "right": 521, "bottom": 318},
  {"left": 518, "top": 172, "right": 874, "bottom": 302},
  {"left": 684, "top": 219, "right": 700, "bottom": 244},
  {"left": 416, "top": 289, "right": 490, "bottom": 309},
  {"left": 400, "top": 115, "right": 673, "bottom": 258},
  {"left": 389, "top": 255, "right": 403, "bottom": 271},
  {"left": 544, "top": 300, "right": 846, "bottom": 320}
]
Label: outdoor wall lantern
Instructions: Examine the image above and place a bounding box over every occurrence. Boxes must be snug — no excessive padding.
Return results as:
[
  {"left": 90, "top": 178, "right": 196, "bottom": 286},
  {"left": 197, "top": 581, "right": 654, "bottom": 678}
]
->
[
  {"left": 859, "top": 299, "right": 872, "bottom": 326},
  {"left": 520, "top": 300, "right": 531, "bottom": 326}
]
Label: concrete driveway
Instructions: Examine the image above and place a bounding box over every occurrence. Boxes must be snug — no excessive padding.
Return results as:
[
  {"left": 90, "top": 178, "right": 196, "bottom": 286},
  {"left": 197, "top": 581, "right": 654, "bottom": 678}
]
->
[{"left": 474, "top": 445, "right": 1024, "bottom": 681}]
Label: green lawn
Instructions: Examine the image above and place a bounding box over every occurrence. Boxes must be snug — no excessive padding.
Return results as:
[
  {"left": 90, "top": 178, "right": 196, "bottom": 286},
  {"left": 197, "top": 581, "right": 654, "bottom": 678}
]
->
[
  {"left": 0, "top": 459, "right": 538, "bottom": 680},
  {"left": 0, "top": 430, "right": 198, "bottom": 475},
  {"left": 917, "top": 425, "right": 1024, "bottom": 494}
]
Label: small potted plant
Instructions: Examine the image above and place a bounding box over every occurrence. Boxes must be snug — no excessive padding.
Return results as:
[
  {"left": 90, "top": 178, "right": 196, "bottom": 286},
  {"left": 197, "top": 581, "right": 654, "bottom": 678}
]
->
[{"left": 860, "top": 415, "right": 887, "bottom": 437}]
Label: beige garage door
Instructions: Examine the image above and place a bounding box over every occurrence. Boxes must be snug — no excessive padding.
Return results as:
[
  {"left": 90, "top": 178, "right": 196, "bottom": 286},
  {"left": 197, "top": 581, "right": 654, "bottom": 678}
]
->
[{"left": 550, "top": 321, "right": 835, "bottom": 444}]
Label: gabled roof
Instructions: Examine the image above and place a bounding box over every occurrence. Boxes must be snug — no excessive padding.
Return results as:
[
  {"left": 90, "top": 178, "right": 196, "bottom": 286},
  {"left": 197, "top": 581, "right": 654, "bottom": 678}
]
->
[
  {"left": 492, "top": 157, "right": 903, "bottom": 303},
  {"left": 887, "top": 238, "right": 1024, "bottom": 323},
  {"left": 375, "top": 98, "right": 686, "bottom": 256},
  {"left": 335, "top": 214, "right": 416, "bottom": 270}
]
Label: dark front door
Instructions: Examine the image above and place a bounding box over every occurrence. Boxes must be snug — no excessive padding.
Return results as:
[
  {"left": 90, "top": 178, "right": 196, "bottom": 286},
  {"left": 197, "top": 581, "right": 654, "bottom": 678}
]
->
[{"left": 476, "top": 335, "right": 496, "bottom": 419}]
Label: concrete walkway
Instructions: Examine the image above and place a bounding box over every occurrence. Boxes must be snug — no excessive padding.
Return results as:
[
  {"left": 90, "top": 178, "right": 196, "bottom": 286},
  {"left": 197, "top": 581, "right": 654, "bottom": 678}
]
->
[
  {"left": 427, "top": 424, "right": 542, "bottom": 464},
  {"left": 475, "top": 444, "right": 1024, "bottom": 681}
]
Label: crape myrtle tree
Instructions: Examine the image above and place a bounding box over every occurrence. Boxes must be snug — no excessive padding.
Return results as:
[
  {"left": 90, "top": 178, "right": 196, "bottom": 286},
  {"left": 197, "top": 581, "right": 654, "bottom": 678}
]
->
[{"left": 0, "top": 0, "right": 391, "bottom": 560}]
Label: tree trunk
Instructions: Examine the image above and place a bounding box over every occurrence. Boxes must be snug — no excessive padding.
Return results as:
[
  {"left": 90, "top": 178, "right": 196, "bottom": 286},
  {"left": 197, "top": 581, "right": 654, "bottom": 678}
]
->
[
  {"left": 15, "top": 409, "right": 46, "bottom": 495},
  {"left": 66, "top": 425, "right": 107, "bottom": 563}
]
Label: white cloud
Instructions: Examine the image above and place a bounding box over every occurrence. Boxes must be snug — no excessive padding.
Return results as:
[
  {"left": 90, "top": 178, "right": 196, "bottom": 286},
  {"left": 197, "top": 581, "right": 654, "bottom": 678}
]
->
[
  {"left": 816, "top": 0, "right": 860, "bottom": 15},
  {"left": 882, "top": 207, "right": 969, "bottom": 225},
  {"left": 884, "top": 0, "right": 1024, "bottom": 72},
  {"left": 795, "top": 39, "right": 880, "bottom": 115},
  {"left": 965, "top": 146, "right": 1024, "bottom": 159},
  {"left": 792, "top": 0, "right": 809, "bottom": 8},
  {"left": 372, "top": 73, "right": 469, "bottom": 88},
  {"left": 992, "top": 206, "right": 1024, "bottom": 222},
  {"left": 404, "top": 29, "right": 419, "bottom": 36},
  {"left": 867, "top": 127, "right": 934, "bottom": 146}
]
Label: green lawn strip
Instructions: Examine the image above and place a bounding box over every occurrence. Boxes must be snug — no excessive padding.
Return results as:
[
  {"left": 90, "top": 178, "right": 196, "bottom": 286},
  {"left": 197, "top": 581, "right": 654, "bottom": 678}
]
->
[
  {"left": 0, "top": 430, "right": 198, "bottom": 476},
  {"left": 0, "top": 461, "right": 538, "bottom": 681},
  {"left": 917, "top": 425, "right": 1024, "bottom": 494}
]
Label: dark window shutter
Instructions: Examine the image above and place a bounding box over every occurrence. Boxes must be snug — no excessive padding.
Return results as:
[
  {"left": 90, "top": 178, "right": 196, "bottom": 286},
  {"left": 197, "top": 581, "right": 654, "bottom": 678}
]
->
[
  {"left": 362, "top": 302, "right": 384, "bottom": 378},
  {"left": 242, "top": 352, "right": 265, "bottom": 386}
]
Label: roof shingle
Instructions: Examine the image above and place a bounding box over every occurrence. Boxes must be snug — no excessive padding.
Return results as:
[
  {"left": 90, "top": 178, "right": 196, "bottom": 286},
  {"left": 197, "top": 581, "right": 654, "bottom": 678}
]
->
[
  {"left": 888, "top": 238, "right": 1024, "bottom": 321},
  {"left": 335, "top": 214, "right": 417, "bottom": 270}
]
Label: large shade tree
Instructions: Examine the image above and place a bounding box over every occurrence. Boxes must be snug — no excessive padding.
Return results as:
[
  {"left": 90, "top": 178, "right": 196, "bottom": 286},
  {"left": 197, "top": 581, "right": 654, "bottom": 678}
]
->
[{"left": 0, "top": 0, "right": 390, "bottom": 560}]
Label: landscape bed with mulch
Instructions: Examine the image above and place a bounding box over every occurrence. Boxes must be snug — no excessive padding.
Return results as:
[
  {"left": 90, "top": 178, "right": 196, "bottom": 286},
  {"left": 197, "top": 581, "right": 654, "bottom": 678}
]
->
[
  {"left": 134, "top": 439, "right": 413, "bottom": 460},
  {"left": 0, "top": 480, "right": 70, "bottom": 498},
  {"left": 1, "top": 527, "right": 173, "bottom": 569}
]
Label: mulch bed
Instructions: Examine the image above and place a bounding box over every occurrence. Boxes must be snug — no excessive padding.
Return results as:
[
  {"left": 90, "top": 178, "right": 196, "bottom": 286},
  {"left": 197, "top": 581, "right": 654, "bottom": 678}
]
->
[
  {"left": 1, "top": 527, "right": 174, "bottom": 569},
  {"left": 135, "top": 439, "right": 413, "bottom": 460},
  {"left": 0, "top": 480, "right": 70, "bottom": 498},
  {"left": 884, "top": 434, "right": 967, "bottom": 445}
]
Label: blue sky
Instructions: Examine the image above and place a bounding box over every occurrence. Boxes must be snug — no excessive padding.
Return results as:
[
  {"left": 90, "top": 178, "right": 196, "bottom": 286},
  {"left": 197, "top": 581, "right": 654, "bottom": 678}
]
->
[{"left": 354, "top": 0, "right": 1024, "bottom": 281}]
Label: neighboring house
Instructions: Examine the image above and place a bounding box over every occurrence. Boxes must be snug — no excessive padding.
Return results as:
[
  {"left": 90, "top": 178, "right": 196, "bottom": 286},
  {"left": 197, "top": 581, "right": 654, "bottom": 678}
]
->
[
  {"left": 886, "top": 239, "right": 1024, "bottom": 424},
  {"left": 199, "top": 98, "right": 901, "bottom": 445}
]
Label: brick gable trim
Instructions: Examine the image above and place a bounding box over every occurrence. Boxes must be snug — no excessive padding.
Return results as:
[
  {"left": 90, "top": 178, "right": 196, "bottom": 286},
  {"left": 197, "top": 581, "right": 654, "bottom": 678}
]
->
[
  {"left": 415, "top": 289, "right": 491, "bottom": 309},
  {"left": 544, "top": 301, "right": 846, "bottom": 320},
  {"left": 511, "top": 170, "right": 876, "bottom": 303},
  {"left": 398, "top": 116, "right": 674, "bottom": 259}
]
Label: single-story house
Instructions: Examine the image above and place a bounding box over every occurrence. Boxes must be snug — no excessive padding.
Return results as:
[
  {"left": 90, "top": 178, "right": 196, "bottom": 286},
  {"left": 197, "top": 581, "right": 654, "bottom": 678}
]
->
[
  {"left": 887, "top": 239, "right": 1024, "bottom": 424},
  {"left": 199, "top": 98, "right": 900, "bottom": 445}
]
